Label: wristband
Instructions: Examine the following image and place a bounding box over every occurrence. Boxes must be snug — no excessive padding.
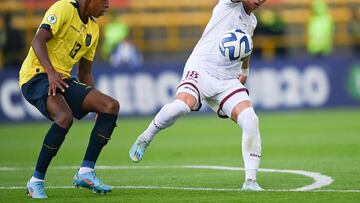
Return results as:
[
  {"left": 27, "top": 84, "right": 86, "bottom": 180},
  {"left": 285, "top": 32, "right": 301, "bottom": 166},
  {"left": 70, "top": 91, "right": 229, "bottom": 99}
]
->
[{"left": 240, "top": 68, "right": 249, "bottom": 77}]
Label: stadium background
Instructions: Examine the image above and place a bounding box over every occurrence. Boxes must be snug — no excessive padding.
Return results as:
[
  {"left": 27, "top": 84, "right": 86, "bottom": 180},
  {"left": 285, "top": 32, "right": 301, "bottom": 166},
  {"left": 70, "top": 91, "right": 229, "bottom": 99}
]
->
[
  {"left": 0, "top": 0, "right": 360, "bottom": 202},
  {"left": 0, "top": 0, "right": 359, "bottom": 121}
]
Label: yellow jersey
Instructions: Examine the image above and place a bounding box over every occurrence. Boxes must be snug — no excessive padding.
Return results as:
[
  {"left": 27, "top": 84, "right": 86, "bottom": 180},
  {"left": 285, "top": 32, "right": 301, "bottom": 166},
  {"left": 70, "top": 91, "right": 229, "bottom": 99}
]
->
[{"left": 19, "top": 0, "right": 99, "bottom": 87}]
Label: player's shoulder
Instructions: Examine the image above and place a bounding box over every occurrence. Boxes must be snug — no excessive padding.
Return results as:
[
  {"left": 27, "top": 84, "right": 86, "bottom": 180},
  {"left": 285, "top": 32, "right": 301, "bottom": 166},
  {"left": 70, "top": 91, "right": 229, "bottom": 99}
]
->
[
  {"left": 88, "top": 17, "right": 100, "bottom": 33},
  {"left": 250, "top": 13, "right": 257, "bottom": 26},
  {"left": 238, "top": 3, "right": 257, "bottom": 27},
  {"left": 51, "top": 0, "right": 78, "bottom": 11}
]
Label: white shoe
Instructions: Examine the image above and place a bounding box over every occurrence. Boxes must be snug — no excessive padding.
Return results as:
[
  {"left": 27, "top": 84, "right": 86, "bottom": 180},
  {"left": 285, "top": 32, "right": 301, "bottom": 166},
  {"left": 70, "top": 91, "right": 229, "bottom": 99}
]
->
[{"left": 241, "top": 179, "right": 264, "bottom": 191}]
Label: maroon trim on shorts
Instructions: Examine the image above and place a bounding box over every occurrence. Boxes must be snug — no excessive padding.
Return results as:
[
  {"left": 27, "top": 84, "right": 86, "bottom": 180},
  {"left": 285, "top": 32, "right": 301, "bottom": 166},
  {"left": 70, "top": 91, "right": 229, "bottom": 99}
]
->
[
  {"left": 176, "top": 82, "right": 202, "bottom": 111},
  {"left": 217, "top": 88, "right": 249, "bottom": 119}
]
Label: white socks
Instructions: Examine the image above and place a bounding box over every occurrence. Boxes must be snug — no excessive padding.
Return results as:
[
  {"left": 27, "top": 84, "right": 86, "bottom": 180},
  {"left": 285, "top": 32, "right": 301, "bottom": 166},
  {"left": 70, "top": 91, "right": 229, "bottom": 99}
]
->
[
  {"left": 78, "top": 167, "right": 94, "bottom": 175},
  {"left": 237, "top": 107, "right": 262, "bottom": 181},
  {"left": 139, "top": 99, "right": 191, "bottom": 142},
  {"left": 29, "top": 176, "right": 44, "bottom": 183},
  {"left": 138, "top": 102, "right": 261, "bottom": 182}
]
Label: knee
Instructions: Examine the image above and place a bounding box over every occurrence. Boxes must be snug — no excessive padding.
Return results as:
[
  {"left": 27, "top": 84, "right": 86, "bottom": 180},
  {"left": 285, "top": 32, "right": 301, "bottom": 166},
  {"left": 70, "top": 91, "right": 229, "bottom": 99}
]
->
[
  {"left": 54, "top": 112, "right": 73, "bottom": 129},
  {"left": 168, "top": 100, "right": 191, "bottom": 117},
  {"left": 247, "top": 114, "right": 259, "bottom": 126},
  {"left": 237, "top": 108, "right": 259, "bottom": 131},
  {"left": 176, "top": 93, "right": 197, "bottom": 110},
  {"left": 155, "top": 100, "right": 190, "bottom": 128},
  {"left": 104, "top": 99, "right": 120, "bottom": 115},
  {"left": 242, "top": 114, "right": 259, "bottom": 132}
]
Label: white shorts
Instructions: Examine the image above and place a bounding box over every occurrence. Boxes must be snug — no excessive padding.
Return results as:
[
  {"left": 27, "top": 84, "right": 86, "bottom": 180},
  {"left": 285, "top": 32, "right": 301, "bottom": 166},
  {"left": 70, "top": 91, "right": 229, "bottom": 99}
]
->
[{"left": 176, "top": 66, "right": 251, "bottom": 118}]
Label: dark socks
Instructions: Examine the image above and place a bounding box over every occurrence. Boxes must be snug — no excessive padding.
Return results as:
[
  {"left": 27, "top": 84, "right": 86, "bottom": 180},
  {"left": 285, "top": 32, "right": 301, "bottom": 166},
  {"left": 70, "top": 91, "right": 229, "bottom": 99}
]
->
[
  {"left": 82, "top": 113, "right": 117, "bottom": 168},
  {"left": 33, "top": 123, "right": 68, "bottom": 180}
]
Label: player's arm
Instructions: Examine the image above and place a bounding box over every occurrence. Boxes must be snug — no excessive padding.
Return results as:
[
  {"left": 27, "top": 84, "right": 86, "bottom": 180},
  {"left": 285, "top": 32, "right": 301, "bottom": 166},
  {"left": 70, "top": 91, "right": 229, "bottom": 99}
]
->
[
  {"left": 32, "top": 29, "right": 69, "bottom": 96},
  {"left": 78, "top": 57, "right": 95, "bottom": 87},
  {"left": 239, "top": 55, "right": 250, "bottom": 85},
  {"left": 33, "top": 1, "right": 71, "bottom": 96}
]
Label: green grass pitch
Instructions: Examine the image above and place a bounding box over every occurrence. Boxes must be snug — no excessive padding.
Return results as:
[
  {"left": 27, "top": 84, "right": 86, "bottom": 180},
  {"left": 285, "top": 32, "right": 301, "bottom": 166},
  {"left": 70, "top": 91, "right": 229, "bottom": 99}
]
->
[{"left": 0, "top": 108, "right": 360, "bottom": 202}]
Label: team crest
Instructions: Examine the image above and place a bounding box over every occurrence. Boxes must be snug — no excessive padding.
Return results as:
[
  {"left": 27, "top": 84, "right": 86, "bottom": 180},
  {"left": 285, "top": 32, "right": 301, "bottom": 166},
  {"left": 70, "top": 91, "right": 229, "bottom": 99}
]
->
[
  {"left": 47, "top": 15, "right": 57, "bottom": 24},
  {"left": 85, "top": 34, "right": 92, "bottom": 47}
]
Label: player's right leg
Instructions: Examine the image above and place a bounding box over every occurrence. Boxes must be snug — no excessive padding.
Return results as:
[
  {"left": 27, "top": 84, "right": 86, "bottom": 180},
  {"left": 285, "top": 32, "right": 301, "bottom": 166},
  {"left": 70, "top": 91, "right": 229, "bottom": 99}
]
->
[
  {"left": 27, "top": 95, "right": 73, "bottom": 198},
  {"left": 130, "top": 68, "right": 202, "bottom": 162},
  {"left": 21, "top": 74, "right": 73, "bottom": 198},
  {"left": 129, "top": 93, "right": 195, "bottom": 162}
]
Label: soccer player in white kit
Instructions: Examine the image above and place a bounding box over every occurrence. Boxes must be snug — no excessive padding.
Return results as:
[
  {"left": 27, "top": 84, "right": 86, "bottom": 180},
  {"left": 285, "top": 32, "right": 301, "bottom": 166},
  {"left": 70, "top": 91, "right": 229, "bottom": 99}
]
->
[{"left": 130, "top": 0, "right": 266, "bottom": 191}]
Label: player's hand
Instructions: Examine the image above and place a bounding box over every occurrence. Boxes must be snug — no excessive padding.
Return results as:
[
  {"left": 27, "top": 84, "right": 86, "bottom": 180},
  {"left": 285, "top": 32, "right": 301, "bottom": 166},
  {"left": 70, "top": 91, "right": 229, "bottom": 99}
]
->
[
  {"left": 239, "top": 74, "right": 247, "bottom": 85},
  {"left": 47, "top": 71, "right": 69, "bottom": 96}
]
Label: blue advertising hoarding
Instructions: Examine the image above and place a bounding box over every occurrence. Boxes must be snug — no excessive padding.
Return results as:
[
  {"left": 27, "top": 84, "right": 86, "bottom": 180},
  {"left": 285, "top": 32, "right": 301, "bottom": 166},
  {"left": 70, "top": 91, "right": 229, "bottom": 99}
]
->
[{"left": 0, "top": 56, "right": 359, "bottom": 122}]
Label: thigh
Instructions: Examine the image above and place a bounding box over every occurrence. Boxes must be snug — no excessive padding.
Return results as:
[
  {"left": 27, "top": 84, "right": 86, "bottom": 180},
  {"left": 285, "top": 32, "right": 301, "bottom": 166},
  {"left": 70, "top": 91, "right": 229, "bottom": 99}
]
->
[
  {"left": 177, "top": 67, "right": 223, "bottom": 111},
  {"left": 61, "top": 78, "right": 93, "bottom": 119},
  {"left": 176, "top": 67, "right": 205, "bottom": 111},
  {"left": 209, "top": 79, "right": 251, "bottom": 120},
  {"left": 81, "top": 89, "right": 117, "bottom": 113},
  {"left": 21, "top": 73, "right": 73, "bottom": 121},
  {"left": 21, "top": 73, "right": 53, "bottom": 120},
  {"left": 46, "top": 94, "right": 73, "bottom": 120}
]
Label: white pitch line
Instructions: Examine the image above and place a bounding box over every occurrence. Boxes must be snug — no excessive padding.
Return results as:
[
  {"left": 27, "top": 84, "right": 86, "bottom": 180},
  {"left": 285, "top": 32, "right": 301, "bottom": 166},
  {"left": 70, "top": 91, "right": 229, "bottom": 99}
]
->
[
  {"left": 181, "top": 165, "right": 334, "bottom": 191},
  {"left": 0, "top": 165, "right": 339, "bottom": 192},
  {"left": 1, "top": 186, "right": 359, "bottom": 193}
]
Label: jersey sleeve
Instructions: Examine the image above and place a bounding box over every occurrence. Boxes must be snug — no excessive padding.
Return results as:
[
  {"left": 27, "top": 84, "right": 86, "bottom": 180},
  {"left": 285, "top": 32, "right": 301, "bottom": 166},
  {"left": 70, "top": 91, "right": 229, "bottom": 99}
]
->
[
  {"left": 39, "top": 0, "right": 72, "bottom": 35},
  {"left": 83, "top": 34, "right": 99, "bottom": 62}
]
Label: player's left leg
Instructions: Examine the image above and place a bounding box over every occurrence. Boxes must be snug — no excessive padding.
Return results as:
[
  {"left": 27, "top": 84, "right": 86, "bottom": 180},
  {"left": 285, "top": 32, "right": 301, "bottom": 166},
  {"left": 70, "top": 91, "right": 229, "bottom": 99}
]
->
[
  {"left": 230, "top": 101, "right": 263, "bottom": 191},
  {"left": 62, "top": 80, "right": 119, "bottom": 193},
  {"left": 216, "top": 82, "right": 263, "bottom": 191},
  {"left": 77, "top": 89, "right": 119, "bottom": 193}
]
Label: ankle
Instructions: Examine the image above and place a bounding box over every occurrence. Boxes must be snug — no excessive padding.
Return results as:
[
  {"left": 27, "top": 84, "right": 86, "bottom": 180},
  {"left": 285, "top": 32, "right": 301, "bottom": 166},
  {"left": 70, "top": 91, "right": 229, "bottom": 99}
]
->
[
  {"left": 78, "top": 167, "right": 94, "bottom": 175},
  {"left": 29, "top": 176, "right": 45, "bottom": 183}
]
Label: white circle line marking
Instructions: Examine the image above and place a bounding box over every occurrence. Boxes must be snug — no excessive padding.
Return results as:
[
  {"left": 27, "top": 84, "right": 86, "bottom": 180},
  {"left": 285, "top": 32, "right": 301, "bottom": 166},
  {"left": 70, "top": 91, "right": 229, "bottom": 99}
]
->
[{"left": 0, "top": 165, "right": 337, "bottom": 192}]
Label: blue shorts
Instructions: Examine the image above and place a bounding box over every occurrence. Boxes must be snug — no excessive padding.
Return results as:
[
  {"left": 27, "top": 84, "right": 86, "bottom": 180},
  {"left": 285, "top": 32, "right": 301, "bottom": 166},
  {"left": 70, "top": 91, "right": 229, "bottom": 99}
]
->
[{"left": 21, "top": 73, "right": 94, "bottom": 120}]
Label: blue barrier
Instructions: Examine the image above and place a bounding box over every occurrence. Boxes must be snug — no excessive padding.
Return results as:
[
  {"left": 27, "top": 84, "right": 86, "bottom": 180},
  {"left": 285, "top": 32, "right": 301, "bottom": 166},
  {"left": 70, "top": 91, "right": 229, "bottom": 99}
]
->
[{"left": 0, "top": 56, "right": 359, "bottom": 122}]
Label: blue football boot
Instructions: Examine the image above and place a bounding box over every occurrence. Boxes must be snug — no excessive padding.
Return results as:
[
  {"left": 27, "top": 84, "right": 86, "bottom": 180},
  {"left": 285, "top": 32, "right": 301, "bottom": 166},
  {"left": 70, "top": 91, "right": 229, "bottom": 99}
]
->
[
  {"left": 26, "top": 181, "right": 48, "bottom": 199},
  {"left": 129, "top": 138, "right": 150, "bottom": 163},
  {"left": 73, "top": 171, "right": 112, "bottom": 194}
]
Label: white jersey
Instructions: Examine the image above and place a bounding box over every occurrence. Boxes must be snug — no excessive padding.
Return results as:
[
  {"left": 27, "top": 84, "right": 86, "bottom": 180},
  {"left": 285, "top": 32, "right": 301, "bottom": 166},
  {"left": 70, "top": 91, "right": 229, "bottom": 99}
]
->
[{"left": 185, "top": 0, "right": 257, "bottom": 79}]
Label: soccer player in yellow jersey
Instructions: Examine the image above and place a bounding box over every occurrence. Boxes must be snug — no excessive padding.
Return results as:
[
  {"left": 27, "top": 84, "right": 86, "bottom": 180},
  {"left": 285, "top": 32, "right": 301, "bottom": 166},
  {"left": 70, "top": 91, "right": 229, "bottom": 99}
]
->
[{"left": 19, "top": 0, "right": 118, "bottom": 198}]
